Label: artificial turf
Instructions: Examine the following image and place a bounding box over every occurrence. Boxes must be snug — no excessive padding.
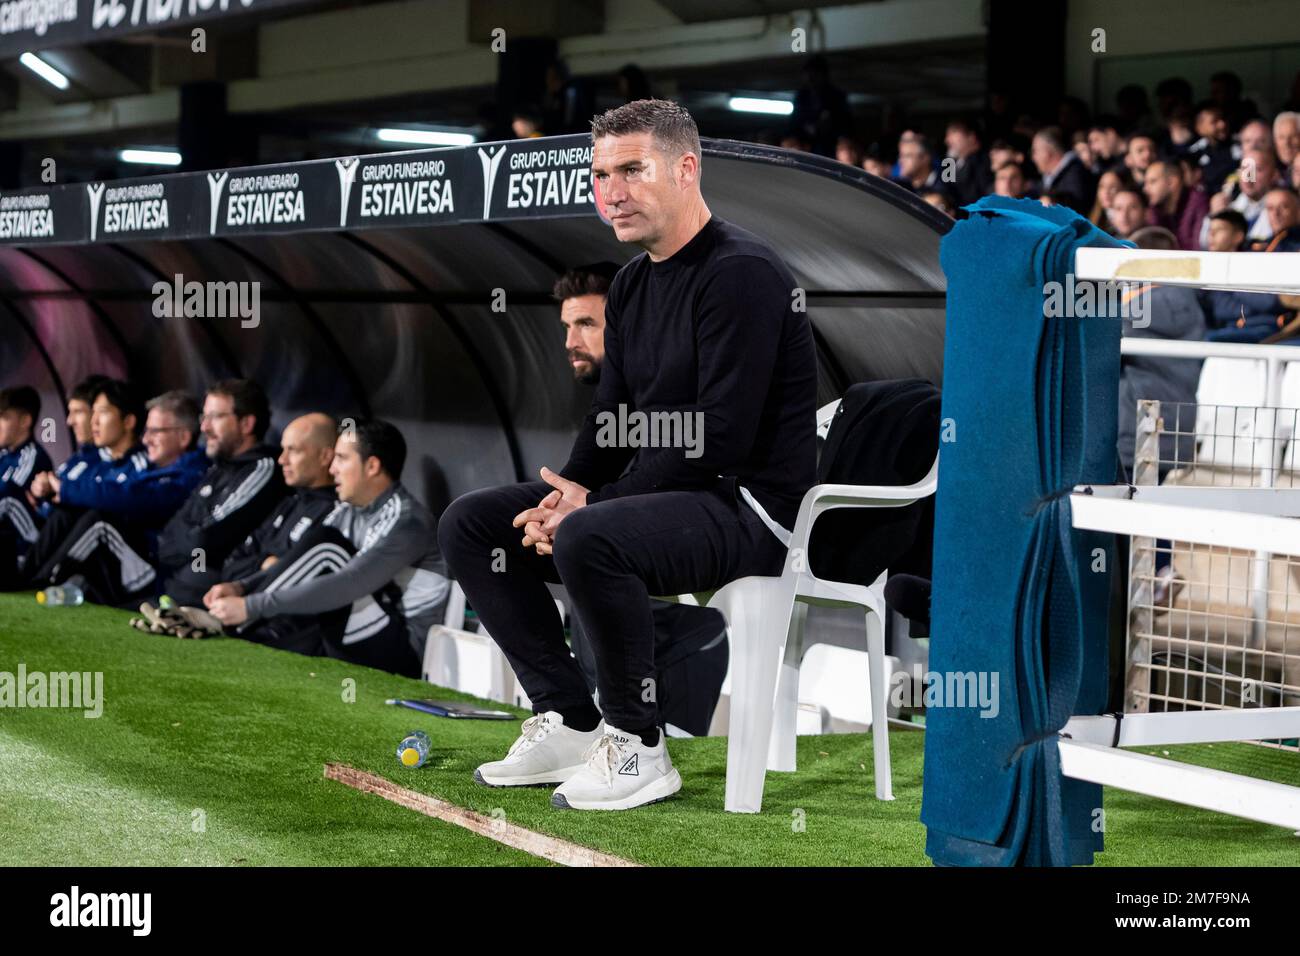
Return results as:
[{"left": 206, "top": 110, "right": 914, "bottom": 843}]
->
[{"left": 1, "top": 592, "right": 1297, "bottom": 867}]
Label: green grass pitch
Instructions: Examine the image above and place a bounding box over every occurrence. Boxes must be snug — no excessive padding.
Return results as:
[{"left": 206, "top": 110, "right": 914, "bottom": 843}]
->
[{"left": 1, "top": 592, "right": 1297, "bottom": 866}]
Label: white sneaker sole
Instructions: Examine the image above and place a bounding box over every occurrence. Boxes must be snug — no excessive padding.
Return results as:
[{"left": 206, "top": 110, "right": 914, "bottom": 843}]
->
[
  {"left": 474, "top": 763, "right": 586, "bottom": 787},
  {"left": 551, "top": 768, "right": 683, "bottom": 810}
]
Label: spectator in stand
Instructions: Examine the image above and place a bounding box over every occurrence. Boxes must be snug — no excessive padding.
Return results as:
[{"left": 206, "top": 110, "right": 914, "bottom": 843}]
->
[
  {"left": 1057, "top": 95, "right": 1092, "bottom": 140},
  {"left": 944, "top": 117, "right": 994, "bottom": 206},
  {"left": 989, "top": 134, "right": 1028, "bottom": 173},
  {"left": 1290, "top": 153, "right": 1300, "bottom": 192},
  {"left": 1109, "top": 187, "right": 1149, "bottom": 240},
  {"left": 1089, "top": 167, "right": 1132, "bottom": 230},
  {"left": 1085, "top": 117, "right": 1124, "bottom": 175},
  {"left": 1252, "top": 187, "right": 1300, "bottom": 253},
  {"left": 896, "top": 134, "right": 940, "bottom": 192},
  {"left": 1116, "top": 84, "right": 1154, "bottom": 134},
  {"left": 835, "top": 136, "right": 864, "bottom": 169},
  {"left": 1155, "top": 77, "right": 1194, "bottom": 127},
  {"left": 1210, "top": 70, "right": 1258, "bottom": 132},
  {"left": 1186, "top": 103, "right": 1237, "bottom": 194},
  {"left": 1031, "top": 125, "right": 1093, "bottom": 214},
  {"left": 1163, "top": 104, "right": 1197, "bottom": 155},
  {"left": 1117, "top": 225, "right": 1205, "bottom": 482},
  {"left": 1124, "top": 132, "right": 1159, "bottom": 181},
  {"left": 1274, "top": 112, "right": 1300, "bottom": 170},
  {"left": 1206, "top": 208, "right": 1249, "bottom": 252},
  {"left": 993, "top": 162, "right": 1029, "bottom": 199},
  {"left": 1143, "top": 160, "right": 1209, "bottom": 250},
  {"left": 861, "top": 142, "right": 892, "bottom": 179},
  {"left": 789, "top": 54, "right": 851, "bottom": 158},
  {"left": 921, "top": 190, "right": 956, "bottom": 217},
  {"left": 1214, "top": 151, "right": 1284, "bottom": 243},
  {"left": 1238, "top": 118, "right": 1273, "bottom": 158},
  {"left": 617, "top": 64, "right": 652, "bottom": 104}
]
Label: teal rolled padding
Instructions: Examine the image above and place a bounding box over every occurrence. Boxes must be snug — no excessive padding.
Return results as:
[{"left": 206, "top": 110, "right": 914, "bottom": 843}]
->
[{"left": 921, "top": 196, "right": 1129, "bottom": 866}]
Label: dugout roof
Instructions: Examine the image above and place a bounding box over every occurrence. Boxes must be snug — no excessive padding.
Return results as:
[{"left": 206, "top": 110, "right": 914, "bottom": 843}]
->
[{"left": 0, "top": 135, "right": 948, "bottom": 510}]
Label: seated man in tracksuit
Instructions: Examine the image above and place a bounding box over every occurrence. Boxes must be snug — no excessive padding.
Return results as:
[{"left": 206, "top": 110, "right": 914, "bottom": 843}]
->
[
  {"left": 0, "top": 386, "right": 54, "bottom": 582},
  {"left": 28, "top": 374, "right": 113, "bottom": 521},
  {"left": 201, "top": 412, "right": 340, "bottom": 653},
  {"left": 206, "top": 419, "right": 450, "bottom": 678},
  {"left": 155, "top": 379, "right": 287, "bottom": 606},
  {"left": 23, "top": 386, "right": 208, "bottom": 605}
]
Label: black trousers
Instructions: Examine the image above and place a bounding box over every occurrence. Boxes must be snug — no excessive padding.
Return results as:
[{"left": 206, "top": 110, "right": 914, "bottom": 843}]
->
[
  {"left": 438, "top": 481, "right": 786, "bottom": 734},
  {"left": 239, "top": 525, "right": 421, "bottom": 677},
  {"left": 0, "top": 493, "right": 42, "bottom": 588},
  {"left": 23, "top": 507, "right": 157, "bottom": 606}
]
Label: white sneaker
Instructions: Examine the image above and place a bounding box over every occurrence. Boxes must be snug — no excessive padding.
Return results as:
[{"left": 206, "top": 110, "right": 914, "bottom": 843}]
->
[
  {"left": 550, "top": 726, "right": 682, "bottom": 810},
  {"left": 474, "top": 712, "right": 604, "bottom": 787}
]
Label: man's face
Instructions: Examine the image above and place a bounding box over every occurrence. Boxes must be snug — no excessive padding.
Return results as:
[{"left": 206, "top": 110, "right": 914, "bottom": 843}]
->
[
  {"left": 1291, "top": 155, "right": 1300, "bottom": 191},
  {"left": 898, "top": 140, "right": 930, "bottom": 179},
  {"left": 91, "top": 394, "right": 131, "bottom": 451},
  {"left": 1207, "top": 218, "right": 1245, "bottom": 252},
  {"left": 1240, "top": 122, "right": 1272, "bottom": 157},
  {"left": 945, "top": 127, "right": 977, "bottom": 159},
  {"left": 1087, "top": 129, "right": 1113, "bottom": 160},
  {"left": 1030, "top": 136, "right": 1059, "bottom": 176},
  {"left": 1240, "top": 154, "right": 1277, "bottom": 200},
  {"left": 560, "top": 293, "right": 606, "bottom": 385},
  {"left": 329, "top": 436, "right": 372, "bottom": 505},
  {"left": 592, "top": 133, "right": 683, "bottom": 250},
  {"left": 201, "top": 392, "right": 245, "bottom": 460},
  {"left": 1275, "top": 117, "right": 1300, "bottom": 166},
  {"left": 142, "top": 407, "right": 188, "bottom": 467},
  {"left": 994, "top": 165, "right": 1025, "bottom": 197},
  {"left": 1127, "top": 137, "right": 1156, "bottom": 174},
  {"left": 1143, "top": 164, "right": 1178, "bottom": 207},
  {"left": 1196, "top": 109, "right": 1227, "bottom": 142},
  {"left": 278, "top": 419, "right": 333, "bottom": 488},
  {"left": 0, "top": 408, "right": 28, "bottom": 449},
  {"left": 1110, "top": 193, "right": 1145, "bottom": 237},
  {"left": 1265, "top": 190, "right": 1300, "bottom": 234},
  {"left": 66, "top": 398, "right": 93, "bottom": 446},
  {"left": 835, "top": 138, "right": 862, "bottom": 167}
]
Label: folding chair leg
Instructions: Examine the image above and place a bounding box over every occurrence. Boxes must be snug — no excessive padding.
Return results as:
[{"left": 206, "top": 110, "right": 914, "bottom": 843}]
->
[
  {"left": 865, "top": 606, "right": 894, "bottom": 801},
  {"left": 768, "top": 602, "right": 808, "bottom": 772},
  {"left": 711, "top": 578, "right": 793, "bottom": 813}
]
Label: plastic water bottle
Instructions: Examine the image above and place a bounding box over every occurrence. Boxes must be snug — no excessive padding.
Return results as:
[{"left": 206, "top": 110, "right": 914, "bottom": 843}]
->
[
  {"left": 36, "top": 584, "right": 84, "bottom": 607},
  {"left": 396, "top": 730, "right": 431, "bottom": 768}
]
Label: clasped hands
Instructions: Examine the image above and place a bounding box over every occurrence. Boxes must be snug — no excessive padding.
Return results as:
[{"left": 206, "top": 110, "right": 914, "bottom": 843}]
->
[{"left": 512, "top": 466, "right": 588, "bottom": 556}]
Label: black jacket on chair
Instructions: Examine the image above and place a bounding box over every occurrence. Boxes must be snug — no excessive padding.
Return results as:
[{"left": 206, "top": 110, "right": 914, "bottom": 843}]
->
[{"left": 807, "top": 378, "right": 941, "bottom": 588}]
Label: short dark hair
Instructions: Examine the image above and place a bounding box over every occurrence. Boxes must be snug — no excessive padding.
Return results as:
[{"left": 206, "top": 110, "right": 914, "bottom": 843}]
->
[
  {"left": 93, "top": 379, "right": 146, "bottom": 438},
  {"left": 1114, "top": 185, "right": 1148, "bottom": 207},
  {"left": 590, "top": 98, "right": 701, "bottom": 163},
  {"left": 1210, "top": 208, "right": 1249, "bottom": 234},
  {"left": 1130, "top": 226, "right": 1179, "bottom": 250},
  {"left": 208, "top": 379, "right": 271, "bottom": 440},
  {"left": 552, "top": 262, "right": 621, "bottom": 304},
  {"left": 69, "top": 374, "right": 110, "bottom": 407},
  {"left": 351, "top": 418, "right": 406, "bottom": 480},
  {"left": 946, "top": 116, "right": 983, "bottom": 141},
  {"left": 0, "top": 385, "right": 39, "bottom": 431}
]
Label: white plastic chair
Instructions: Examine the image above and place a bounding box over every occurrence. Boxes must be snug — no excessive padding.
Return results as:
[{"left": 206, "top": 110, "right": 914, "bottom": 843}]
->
[{"left": 674, "top": 398, "right": 939, "bottom": 812}]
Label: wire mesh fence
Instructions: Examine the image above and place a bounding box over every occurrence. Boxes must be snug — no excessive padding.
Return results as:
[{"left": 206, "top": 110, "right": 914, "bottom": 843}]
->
[{"left": 1127, "top": 397, "right": 1300, "bottom": 751}]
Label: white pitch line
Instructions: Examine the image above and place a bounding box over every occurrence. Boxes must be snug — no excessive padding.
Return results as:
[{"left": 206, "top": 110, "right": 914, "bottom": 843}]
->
[{"left": 323, "top": 763, "right": 641, "bottom": 867}]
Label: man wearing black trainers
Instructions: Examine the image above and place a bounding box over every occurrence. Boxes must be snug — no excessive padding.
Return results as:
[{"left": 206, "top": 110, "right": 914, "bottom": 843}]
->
[{"left": 439, "top": 99, "right": 817, "bottom": 810}]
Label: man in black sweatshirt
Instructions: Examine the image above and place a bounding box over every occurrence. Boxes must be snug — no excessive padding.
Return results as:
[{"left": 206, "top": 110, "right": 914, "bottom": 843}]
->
[
  {"left": 439, "top": 99, "right": 817, "bottom": 811},
  {"left": 156, "top": 379, "right": 286, "bottom": 606}
]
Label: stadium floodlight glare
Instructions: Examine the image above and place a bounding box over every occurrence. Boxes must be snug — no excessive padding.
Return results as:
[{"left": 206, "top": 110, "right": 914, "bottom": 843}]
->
[
  {"left": 19, "top": 52, "right": 69, "bottom": 91},
  {"left": 377, "top": 128, "right": 476, "bottom": 146},
  {"left": 728, "top": 96, "right": 794, "bottom": 116},
  {"left": 119, "top": 149, "right": 183, "bottom": 166}
]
